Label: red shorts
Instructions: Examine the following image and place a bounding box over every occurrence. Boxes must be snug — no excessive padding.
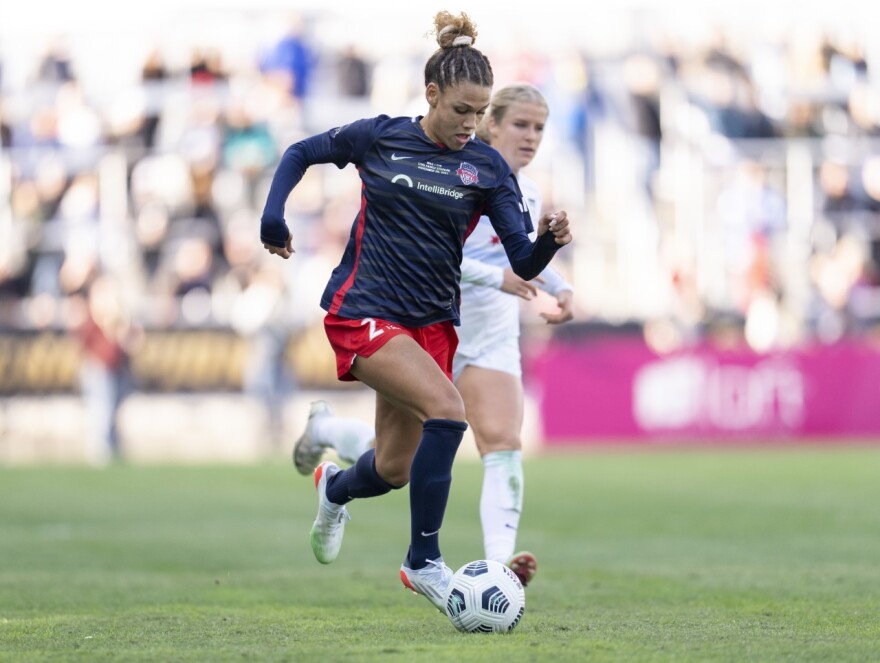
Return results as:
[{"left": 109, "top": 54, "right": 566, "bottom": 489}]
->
[{"left": 323, "top": 313, "right": 458, "bottom": 382}]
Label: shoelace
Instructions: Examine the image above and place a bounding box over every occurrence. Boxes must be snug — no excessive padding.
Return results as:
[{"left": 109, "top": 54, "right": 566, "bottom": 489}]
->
[
  {"left": 322, "top": 504, "right": 350, "bottom": 526},
  {"left": 420, "top": 558, "right": 450, "bottom": 583}
]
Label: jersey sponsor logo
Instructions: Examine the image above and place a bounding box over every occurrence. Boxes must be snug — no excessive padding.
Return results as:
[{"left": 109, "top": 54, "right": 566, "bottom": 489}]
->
[
  {"left": 390, "top": 153, "right": 412, "bottom": 161},
  {"left": 456, "top": 162, "right": 479, "bottom": 185},
  {"left": 391, "top": 172, "right": 465, "bottom": 200},
  {"left": 416, "top": 181, "right": 464, "bottom": 200}
]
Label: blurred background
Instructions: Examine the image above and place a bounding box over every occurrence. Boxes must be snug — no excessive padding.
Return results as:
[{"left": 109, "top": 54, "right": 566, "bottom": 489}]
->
[{"left": 1, "top": 0, "right": 879, "bottom": 464}]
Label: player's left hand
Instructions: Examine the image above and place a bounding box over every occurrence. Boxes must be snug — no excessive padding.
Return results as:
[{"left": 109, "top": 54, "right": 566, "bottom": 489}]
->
[
  {"left": 540, "top": 289, "right": 575, "bottom": 325},
  {"left": 537, "top": 210, "right": 572, "bottom": 246},
  {"left": 500, "top": 268, "right": 539, "bottom": 300}
]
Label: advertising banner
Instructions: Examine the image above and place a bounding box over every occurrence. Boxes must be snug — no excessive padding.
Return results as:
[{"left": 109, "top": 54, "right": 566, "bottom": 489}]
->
[{"left": 529, "top": 338, "right": 880, "bottom": 444}]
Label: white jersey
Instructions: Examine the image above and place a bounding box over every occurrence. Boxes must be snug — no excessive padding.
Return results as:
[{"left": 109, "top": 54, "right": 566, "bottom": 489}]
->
[{"left": 455, "top": 174, "right": 572, "bottom": 378}]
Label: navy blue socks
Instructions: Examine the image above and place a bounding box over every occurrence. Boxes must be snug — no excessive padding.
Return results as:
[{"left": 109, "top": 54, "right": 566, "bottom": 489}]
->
[
  {"left": 406, "top": 418, "right": 467, "bottom": 570},
  {"left": 323, "top": 418, "right": 468, "bottom": 571},
  {"left": 326, "top": 448, "right": 396, "bottom": 504}
]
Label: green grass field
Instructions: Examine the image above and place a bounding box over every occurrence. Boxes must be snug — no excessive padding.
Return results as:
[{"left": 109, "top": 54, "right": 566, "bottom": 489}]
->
[{"left": 1, "top": 448, "right": 879, "bottom": 662}]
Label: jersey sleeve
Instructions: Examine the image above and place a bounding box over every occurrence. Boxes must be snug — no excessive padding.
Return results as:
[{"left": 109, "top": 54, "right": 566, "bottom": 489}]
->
[
  {"left": 536, "top": 265, "right": 573, "bottom": 296},
  {"left": 460, "top": 256, "right": 504, "bottom": 289},
  {"left": 260, "top": 116, "right": 386, "bottom": 247},
  {"left": 485, "top": 168, "right": 561, "bottom": 281}
]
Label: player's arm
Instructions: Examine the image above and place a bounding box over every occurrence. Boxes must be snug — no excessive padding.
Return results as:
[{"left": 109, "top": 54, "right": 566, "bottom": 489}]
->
[
  {"left": 534, "top": 265, "right": 571, "bottom": 297},
  {"left": 460, "top": 256, "right": 539, "bottom": 300},
  {"left": 460, "top": 256, "right": 504, "bottom": 289},
  {"left": 260, "top": 117, "right": 384, "bottom": 258},
  {"left": 486, "top": 173, "right": 571, "bottom": 281}
]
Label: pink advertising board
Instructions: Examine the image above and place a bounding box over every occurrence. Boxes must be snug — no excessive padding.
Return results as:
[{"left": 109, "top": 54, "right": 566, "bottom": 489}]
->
[{"left": 527, "top": 337, "right": 880, "bottom": 444}]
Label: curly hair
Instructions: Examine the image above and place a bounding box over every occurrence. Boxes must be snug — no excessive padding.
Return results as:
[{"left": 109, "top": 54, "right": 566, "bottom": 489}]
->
[{"left": 424, "top": 11, "right": 493, "bottom": 92}]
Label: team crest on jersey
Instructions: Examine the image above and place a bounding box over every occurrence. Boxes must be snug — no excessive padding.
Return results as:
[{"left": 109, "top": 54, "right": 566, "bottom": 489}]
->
[{"left": 456, "top": 162, "right": 479, "bottom": 185}]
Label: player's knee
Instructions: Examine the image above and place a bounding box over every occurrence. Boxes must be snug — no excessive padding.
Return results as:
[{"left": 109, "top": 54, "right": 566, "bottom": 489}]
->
[
  {"left": 427, "top": 391, "right": 466, "bottom": 422},
  {"left": 383, "top": 469, "right": 410, "bottom": 488},
  {"left": 472, "top": 418, "right": 521, "bottom": 450},
  {"left": 479, "top": 435, "right": 522, "bottom": 454},
  {"left": 376, "top": 457, "right": 410, "bottom": 487}
]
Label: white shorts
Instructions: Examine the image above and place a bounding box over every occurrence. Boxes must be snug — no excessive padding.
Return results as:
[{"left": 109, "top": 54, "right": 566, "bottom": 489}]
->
[
  {"left": 452, "top": 290, "right": 522, "bottom": 381},
  {"left": 452, "top": 328, "right": 521, "bottom": 382}
]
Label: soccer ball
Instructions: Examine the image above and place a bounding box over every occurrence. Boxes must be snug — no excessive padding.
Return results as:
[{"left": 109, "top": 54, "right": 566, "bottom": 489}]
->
[{"left": 444, "top": 560, "right": 525, "bottom": 633}]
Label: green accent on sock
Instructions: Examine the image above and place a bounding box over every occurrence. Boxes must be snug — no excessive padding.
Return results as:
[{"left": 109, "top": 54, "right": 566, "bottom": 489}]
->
[
  {"left": 508, "top": 473, "right": 522, "bottom": 507},
  {"left": 483, "top": 450, "right": 524, "bottom": 513}
]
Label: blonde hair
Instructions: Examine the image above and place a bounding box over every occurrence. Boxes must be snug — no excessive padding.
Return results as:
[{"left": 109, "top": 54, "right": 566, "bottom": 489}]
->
[{"left": 476, "top": 83, "right": 548, "bottom": 143}]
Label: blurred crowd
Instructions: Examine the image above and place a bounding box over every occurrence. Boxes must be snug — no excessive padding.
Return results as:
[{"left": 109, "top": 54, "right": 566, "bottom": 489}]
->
[{"left": 1, "top": 8, "right": 879, "bottom": 358}]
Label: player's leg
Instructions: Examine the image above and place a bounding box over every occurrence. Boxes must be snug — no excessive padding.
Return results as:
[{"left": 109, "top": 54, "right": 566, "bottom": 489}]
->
[
  {"left": 293, "top": 400, "right": 375, "bottom": 475},
  {"left": 310, "top": 375, "right": 419, "bottom": 566},
  {"left": 308, "top": 317, "right": 433, "bottom": 565},
  {"left": 316, "top": 332, "right": 464, "bottom": 522},
  {"left": 352, "top": 332, "right": 467, "bottom": 610},
  {"left": 366, "top": 391, "right": 462, "bottom": 610},
  {"left": 456, "top": 363, "right": 536, "bottom": 586},
  {"left": 351, "top": 333, "right": 466, "bottom": 553}
]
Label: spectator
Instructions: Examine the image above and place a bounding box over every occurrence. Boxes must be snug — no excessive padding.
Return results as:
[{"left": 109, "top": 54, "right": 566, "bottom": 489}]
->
[
  {"left": 36, "top": 37, "right": 75, "bottom": 84},
  {"left": 231, "top": 260, "right": 298, "bottom": 450},
  {"left": 337, "top": 46, "right": 371, "bottom": 98},
  {"left": 716, "top": 160, "right": 786, "bottom": 314},
  {"left": 140, "top": 49, "right": 169, "bottom": 149},
  {"left": 260, "top": 16, "right": 316, "bottom": 105},
  {"left": 69, "top": 274, "right": 142, "bottom": 464}
]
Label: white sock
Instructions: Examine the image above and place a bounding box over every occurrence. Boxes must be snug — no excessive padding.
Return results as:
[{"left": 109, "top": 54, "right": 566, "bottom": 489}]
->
[
  {"left": 480, "top": 450, "right": 523, "bottom": 564},
  {"left": 311, "top": 415, "right": 375, "bottom": 466}
]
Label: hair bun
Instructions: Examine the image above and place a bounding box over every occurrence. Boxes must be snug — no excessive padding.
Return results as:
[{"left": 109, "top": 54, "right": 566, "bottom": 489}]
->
[{"left": 435, "top": 14, "right": 478, "bottom": 49}]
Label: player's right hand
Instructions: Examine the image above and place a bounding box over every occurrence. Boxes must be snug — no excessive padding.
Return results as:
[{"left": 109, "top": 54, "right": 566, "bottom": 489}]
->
[
  {"left": 540, "top": 289, "right": 575, "bottom": 325},
  {"left": 263, "top": 232, "right": 295, "bottom": 259}
]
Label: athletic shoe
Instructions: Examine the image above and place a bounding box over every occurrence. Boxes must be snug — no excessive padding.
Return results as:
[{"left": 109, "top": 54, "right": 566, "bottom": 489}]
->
[
  {"left": 507, "top": 551, "right": 537, "bottom": 587},
  {"left": 293, "top": 400, "right": 332, "bottom": 475},
  {"left": 309, "top": 462, "right": 350, "bottom": 564},
  {"left": 400, "top": 557, "right": 454, "bottom": 612}
]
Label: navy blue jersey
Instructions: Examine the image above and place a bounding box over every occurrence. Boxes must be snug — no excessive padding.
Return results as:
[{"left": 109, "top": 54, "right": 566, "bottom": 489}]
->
[{"left": 261, "top": 115, "right": 562, "bottom": 327}]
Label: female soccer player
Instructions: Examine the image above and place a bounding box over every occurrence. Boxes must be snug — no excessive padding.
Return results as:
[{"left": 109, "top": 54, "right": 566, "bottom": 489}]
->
[
  {"left": 260, "top": 12, "right": 572, "bottom": 612},
  {"left": 294, "top": 84, "right": 574, "bottom": 589},
  {"left": 455, "top": 83, "right": 574, "bottom": 587}
]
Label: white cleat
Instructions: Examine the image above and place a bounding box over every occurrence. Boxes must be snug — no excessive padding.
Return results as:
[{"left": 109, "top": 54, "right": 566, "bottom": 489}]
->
[
  {"left": 293, "top": 400, "right": 332, "bottom": 475},
  {"left": 309, "top": 462, "right": 350, "bottom": 564},
  {"left": 400, "top": 557, "right": 454, "bottom": 612}
]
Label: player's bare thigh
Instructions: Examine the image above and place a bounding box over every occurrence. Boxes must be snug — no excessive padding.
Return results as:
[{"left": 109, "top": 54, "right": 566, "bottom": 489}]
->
[
  {"left": 456, "top": 365, "right": 524, "bottom": 456},
  {"left": 350, "top": 334, "right": 464, "bottom": 484}
]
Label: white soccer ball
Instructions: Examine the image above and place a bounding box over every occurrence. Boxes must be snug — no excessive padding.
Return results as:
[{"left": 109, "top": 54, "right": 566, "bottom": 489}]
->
[{"left": 444, "top": 560, "right": 525, "bottom": 633}]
